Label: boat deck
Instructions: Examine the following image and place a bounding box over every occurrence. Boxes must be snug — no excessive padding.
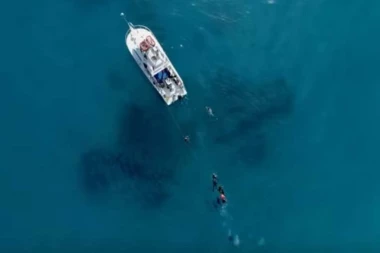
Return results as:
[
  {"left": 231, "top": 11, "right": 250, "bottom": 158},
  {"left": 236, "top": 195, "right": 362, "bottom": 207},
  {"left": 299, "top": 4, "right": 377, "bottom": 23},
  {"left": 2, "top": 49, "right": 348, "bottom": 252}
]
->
[
  {"left": 125, "top": 25, "right": 187, "bottom": 105},
  {"left": 153, "top": 76, "right": 187, "bottom": 105}
]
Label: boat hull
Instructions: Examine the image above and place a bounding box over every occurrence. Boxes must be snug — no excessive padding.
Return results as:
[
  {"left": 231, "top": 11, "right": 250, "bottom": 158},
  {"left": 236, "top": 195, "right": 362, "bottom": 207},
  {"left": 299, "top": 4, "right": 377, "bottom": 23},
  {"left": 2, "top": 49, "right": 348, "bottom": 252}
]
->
[{"left": 125, "top": 26, "right": 187, "bottom": 105}]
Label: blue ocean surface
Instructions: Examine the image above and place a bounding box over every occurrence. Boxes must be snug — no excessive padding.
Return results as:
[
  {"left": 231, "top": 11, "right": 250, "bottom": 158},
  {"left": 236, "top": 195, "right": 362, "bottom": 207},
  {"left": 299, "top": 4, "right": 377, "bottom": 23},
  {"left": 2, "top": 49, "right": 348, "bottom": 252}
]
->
[{"left": 1, "top": 0, "right": 380, "bottom": 252}]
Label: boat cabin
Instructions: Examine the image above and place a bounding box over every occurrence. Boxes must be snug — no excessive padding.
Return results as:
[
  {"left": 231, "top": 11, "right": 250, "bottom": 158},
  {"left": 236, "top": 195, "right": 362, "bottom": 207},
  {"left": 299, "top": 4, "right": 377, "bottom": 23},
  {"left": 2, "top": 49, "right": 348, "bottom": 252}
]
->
[{"left": 138, "top": 35, "right": 168, "bottom": 75}]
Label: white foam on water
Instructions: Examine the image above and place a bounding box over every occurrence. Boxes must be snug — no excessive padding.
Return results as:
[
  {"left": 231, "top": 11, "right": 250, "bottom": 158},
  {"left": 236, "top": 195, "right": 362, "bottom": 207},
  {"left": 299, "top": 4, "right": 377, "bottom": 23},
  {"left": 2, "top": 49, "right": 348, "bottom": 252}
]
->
[
  {"left": 258, "top": 237, "right": 265, "bottom": 246},
  {"left": 227, "top": 229, "right": 240, "bottom": 247},
  {"left": 233, "top": 234, "right": 240, "bottom": 246},
  {"left": 220, "top": 203, "right": 229, "bottom": 215}
]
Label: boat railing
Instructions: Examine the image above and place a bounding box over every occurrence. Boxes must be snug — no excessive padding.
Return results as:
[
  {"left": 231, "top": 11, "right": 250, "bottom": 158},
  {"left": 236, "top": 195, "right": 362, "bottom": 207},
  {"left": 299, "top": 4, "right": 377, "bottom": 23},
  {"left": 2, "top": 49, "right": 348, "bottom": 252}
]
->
[{"left": 126, "top": 23, "right": 152, "bottom": 35}]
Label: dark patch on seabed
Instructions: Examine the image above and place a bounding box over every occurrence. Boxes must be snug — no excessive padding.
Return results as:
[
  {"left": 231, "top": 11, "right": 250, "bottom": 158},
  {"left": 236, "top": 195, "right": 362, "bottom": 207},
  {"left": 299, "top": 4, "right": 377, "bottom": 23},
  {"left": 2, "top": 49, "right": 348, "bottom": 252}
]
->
[
  {"left": 81, "top": 45, "right": 293, "bottom": 206},
  {"left": 80, "top": 102, "right": 191, "bottom": 209},
  {"left": 202, "top": 67, "right": 294, "bottom": 166}
]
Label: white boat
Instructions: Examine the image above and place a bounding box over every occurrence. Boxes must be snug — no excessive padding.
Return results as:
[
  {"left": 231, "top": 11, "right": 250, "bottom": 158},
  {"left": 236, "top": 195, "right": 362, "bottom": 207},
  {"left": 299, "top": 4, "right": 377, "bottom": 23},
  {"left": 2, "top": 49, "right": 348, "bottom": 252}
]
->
[{"left": 122, "top": 14, "right": 187, "bottom": 105}]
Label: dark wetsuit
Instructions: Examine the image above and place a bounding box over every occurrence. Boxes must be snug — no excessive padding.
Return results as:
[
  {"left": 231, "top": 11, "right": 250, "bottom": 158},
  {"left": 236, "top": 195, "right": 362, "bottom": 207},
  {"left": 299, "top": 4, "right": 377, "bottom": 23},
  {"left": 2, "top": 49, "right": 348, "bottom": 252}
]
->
[
  {"left": 212, "top": 174, "right": 218, "bottom": 191},
  {"left": 212, "top": 180, "right": 217, "bottom": 191},
  {"left": 218, "top": 186, "right": 225, "bottom": 195}
]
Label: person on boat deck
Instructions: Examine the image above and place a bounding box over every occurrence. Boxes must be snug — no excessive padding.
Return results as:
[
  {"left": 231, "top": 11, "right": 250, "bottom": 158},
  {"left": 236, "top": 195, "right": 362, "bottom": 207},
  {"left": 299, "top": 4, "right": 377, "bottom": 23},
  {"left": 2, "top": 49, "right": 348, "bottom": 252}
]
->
[
  {"left": 212, "top": 173, "right": 218, "bottom": 191},
  {"left": 184, "top": 135, "right": 190, "bottom": 143}
]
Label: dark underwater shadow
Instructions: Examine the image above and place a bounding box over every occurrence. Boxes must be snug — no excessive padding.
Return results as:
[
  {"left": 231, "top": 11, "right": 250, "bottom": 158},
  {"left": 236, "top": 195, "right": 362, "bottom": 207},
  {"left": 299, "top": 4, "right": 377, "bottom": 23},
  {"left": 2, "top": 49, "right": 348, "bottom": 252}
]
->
[
  {"left": 80, "top": 101, "right": 192, "bottom": 209},
  {"left": 80, "top": 148, "right": 173, "bottom": 209},
  {"left": 201, "top": 67, "right": 294, "bottom": 166},
  {"left": 215, "top": 77, "right": 293, "bottom": 143}
]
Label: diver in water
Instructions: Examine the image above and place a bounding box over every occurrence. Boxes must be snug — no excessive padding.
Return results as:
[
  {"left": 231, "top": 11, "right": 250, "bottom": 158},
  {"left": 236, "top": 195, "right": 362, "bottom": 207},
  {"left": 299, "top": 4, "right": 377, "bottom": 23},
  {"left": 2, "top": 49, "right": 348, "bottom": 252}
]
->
[{"left": 212, "top": 173, "right": 218, "bottom": 191}]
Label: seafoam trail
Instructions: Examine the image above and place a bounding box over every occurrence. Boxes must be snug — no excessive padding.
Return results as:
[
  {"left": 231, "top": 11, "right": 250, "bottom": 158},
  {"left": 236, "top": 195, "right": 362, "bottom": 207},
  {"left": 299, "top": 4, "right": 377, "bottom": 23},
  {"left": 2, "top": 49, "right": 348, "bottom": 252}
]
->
[{"left": 213, "top": 181, "right": 240, "bottom": 247}]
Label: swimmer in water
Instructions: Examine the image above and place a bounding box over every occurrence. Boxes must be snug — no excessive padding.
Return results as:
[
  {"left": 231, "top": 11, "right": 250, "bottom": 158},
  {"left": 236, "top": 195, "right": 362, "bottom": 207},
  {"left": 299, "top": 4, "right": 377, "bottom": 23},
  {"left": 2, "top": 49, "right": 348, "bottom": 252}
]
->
[
  {"left": 184, "top": 135, "right": 190, "bottom": 143},
  {"left": 220, "top": 193, "right": 227, "bottom": 204},
  {"left": 216, "top": 193, "right": 227, "bottom": 206},
  {"left": 218, "top": 185, "right": 225, "bottom": 195},
  {"left": 205, "top": 106, "right": 215, "bottom": 117},
  {"left": 212, "top": 173, "right": 218, "bottom": 191}
]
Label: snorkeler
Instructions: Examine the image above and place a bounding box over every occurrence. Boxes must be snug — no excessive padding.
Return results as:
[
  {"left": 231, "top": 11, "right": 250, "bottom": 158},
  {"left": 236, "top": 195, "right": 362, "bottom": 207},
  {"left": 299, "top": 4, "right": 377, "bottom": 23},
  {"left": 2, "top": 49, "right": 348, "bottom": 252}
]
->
[
  {"left": 220, "top": 193, "right": 227, "bottom": 204},
  {"left": 212, "top": 173, "right": 218, "bottom": 191},
  {"left": 218, "top": 185, "right": 225, "bottom": 195},
  {"left": 205, "top": 106, "right": 215, "bottom": 117},
  {"left": 216, "top": 193, "right": 227, "bottom": 206}
]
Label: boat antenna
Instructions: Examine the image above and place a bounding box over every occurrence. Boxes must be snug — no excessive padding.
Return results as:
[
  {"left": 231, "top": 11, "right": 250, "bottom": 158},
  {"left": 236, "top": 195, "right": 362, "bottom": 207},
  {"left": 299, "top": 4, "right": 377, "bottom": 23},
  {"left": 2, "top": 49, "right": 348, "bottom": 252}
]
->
[{"left": 120, "top": 12, "right": 134, "bottom": 30}]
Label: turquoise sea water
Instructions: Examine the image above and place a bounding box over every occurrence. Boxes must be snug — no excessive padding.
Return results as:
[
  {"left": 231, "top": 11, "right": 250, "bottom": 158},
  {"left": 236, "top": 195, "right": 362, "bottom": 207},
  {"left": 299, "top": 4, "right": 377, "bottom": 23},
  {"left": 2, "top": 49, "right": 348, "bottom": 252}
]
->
[{"left": 1, "top": 0, "right": 380, "bottom": 252}]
